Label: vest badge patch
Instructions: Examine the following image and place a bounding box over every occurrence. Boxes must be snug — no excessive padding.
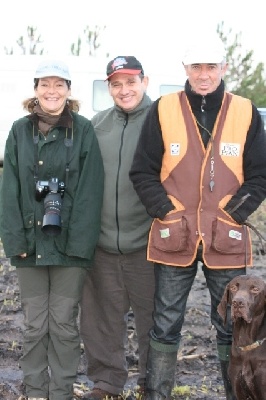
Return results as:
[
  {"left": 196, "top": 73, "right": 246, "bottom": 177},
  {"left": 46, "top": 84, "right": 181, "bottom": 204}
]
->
[
  {"left": 220, "top": 142, "right": 240, "bottom": 157},
  {"left": 229, "top": 230, "right": 242, "bottom": 240},
  {"left": 160, "top": 228, "right": 170, "bottom": 238},
  {"left": 170, "top": 143, "right": 180, "bottom": 155}
]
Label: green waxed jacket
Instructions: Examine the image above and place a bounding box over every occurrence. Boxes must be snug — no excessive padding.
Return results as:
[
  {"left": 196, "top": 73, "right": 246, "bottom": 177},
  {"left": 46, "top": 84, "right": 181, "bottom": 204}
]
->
[{"left": 0, "top": 108, "right": 104, "bottom": 268}]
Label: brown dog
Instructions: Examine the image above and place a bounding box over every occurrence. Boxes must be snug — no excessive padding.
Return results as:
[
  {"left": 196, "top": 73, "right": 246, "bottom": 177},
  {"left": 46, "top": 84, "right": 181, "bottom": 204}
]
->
[{"left": 218, "top": 274, "right": 266, "bottom": 400}]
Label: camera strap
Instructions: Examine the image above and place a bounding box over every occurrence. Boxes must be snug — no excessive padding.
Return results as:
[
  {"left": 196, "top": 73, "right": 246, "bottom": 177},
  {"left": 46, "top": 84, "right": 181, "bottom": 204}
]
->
[
  {"left": 33, "top": 124, "right": 73, "bottom": 187},
  {"left": 64, "top": 123, "right": 74, "bottom": 188}
]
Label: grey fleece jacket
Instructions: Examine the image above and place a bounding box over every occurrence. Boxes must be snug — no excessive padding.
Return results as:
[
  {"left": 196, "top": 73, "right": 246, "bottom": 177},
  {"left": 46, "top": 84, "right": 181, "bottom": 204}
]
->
[{"left": 91, "top": 93, "right": 152, "bottom": 254}]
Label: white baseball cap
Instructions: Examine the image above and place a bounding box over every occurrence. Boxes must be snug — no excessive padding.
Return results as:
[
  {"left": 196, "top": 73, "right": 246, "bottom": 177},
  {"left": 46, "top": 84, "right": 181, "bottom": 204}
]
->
[
  {"left": 34, "top": 59, "right": 71, "bottom": 80},
  {"left": 182, "top": 37, "right": 226, "bottom": 65}
]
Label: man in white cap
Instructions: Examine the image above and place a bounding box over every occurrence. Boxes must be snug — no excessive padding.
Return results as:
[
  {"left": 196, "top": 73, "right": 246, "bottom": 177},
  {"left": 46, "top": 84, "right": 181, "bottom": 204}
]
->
[{"left": 130, "top": 36, "right": 266, "bottom": 399}]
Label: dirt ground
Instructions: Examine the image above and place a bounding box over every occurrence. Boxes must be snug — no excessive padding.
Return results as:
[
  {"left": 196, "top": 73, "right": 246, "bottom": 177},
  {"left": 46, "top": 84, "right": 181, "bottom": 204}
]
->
[{"left": 0, "top": 244, "right": 266, "bottom": 400}]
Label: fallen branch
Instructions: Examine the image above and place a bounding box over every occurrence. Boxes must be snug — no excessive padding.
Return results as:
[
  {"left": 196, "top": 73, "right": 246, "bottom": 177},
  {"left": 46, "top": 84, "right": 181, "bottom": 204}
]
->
[{"left": 177, "top": 353, "right": 206, "bottom": 361}]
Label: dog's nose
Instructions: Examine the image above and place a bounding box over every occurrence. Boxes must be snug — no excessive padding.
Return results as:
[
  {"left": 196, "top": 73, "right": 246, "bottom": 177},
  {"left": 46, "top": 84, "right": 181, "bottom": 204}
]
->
[
  {"left": 232, "top": 297, "right": 248, "bottom": 309},
  {"left": 231, "top": 297, "right": 252, "bottom": 323}
]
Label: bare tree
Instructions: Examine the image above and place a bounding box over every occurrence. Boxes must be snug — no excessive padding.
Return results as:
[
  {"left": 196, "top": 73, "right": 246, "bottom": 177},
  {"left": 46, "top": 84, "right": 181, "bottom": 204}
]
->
[
  {"left": 70, "top": 25, "right": 109, "bottom": 57},
  {"left": 71, "top": 37, "right": 82, "bottom": 57},
  {"left": 4, "top": 26, "right": 44, "bottom": 55}
]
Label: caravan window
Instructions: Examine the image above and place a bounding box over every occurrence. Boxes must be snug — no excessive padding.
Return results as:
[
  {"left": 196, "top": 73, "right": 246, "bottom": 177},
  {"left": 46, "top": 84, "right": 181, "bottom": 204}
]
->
[
  {"left": 93, "top": 80, "right": 114, "bottom": 112},
  {"left": 159, "top": 84, "right": 184, "bottom": 95}
]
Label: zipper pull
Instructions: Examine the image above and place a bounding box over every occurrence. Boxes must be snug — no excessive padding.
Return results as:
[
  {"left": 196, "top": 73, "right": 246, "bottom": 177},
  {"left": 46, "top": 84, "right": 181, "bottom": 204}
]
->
[{"left": 201, "top": 96, "right": 206, "bottom": 112}]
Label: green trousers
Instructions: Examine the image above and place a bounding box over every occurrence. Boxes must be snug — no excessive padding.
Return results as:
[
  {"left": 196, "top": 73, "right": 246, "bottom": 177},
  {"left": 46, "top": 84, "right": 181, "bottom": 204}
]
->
[{"left": 17, "top": 266, "right": 87, "bottom": 400}]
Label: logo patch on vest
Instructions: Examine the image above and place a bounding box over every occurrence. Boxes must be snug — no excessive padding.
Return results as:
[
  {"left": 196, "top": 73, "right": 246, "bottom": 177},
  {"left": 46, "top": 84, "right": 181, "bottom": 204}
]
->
[
  {"left": 229, "top": 230, "right": 242, "bottom": 241},
  {"left": 170, "top": 143, "right": 180, "bottom": 156},
  {"left": 160, "top": 228, "right": 170, "bottom": 238},
  {"left": 220, "top": 143, "right": 240, "bottom": 157}
]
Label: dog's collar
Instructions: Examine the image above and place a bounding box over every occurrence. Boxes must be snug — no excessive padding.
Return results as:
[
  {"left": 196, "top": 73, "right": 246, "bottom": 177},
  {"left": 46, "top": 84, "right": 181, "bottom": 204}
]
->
[{"left": 237, "top": 337, "right": 266, "bottom": 352}]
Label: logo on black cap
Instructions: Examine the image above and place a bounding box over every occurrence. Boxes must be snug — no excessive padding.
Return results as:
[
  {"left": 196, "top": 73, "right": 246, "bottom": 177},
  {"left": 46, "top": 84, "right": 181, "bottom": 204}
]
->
[{"left": 106, "top": 56, "right": 144, "bottom": 80}]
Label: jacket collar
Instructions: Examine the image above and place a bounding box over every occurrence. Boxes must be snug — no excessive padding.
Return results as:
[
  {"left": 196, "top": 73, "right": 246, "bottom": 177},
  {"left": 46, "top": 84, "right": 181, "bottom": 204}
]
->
[
  {"left": 27, "top": 105, "right": 73, "bottom": 129},
  {"left": 185, "top": 79, "right": 225, "bottom": 112},
  {"left": 115, "top": 92, "right": 152, "bottom": 119}
]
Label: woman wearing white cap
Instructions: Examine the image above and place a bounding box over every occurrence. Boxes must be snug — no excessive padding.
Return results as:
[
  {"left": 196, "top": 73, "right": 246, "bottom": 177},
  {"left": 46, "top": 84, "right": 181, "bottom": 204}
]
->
[{"left": 0, "top": 59, "right": 104, "bottom": 400}]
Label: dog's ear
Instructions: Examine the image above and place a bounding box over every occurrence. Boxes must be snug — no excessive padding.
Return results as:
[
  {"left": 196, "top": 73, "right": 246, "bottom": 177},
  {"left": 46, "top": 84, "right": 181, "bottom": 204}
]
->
[
  {"left": 258, "top": 282, "right": 266, "bottom": 313},
  {"left": 217, "top": 283, "right": 231, "bottom": 325}
]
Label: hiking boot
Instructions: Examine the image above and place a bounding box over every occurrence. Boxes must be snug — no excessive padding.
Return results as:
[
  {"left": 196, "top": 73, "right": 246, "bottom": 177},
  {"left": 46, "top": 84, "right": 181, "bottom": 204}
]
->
[{"left": 83, "top": 388, "right": 119, "bottom": 400}]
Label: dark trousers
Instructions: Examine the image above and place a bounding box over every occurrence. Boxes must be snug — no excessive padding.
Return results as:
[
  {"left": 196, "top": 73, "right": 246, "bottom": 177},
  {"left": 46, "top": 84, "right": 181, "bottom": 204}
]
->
[
  {"left": 150, "top": 259, "right": 246, "bottom": 347},
  {"left": 80, "top": 247, "right": 155, "bottom": 394}
]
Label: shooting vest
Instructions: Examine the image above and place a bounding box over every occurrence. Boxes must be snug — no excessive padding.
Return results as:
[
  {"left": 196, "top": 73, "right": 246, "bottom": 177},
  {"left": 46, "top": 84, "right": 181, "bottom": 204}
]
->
[{"left": 148, "top": 91, "right": 253, "bottom": 268}]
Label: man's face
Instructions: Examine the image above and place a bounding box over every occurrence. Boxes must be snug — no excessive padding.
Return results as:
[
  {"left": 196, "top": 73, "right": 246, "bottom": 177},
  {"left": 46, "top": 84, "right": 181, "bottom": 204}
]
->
[
  {"left": 108, "top": 73, "right": 148, "bottom": 112},
  {"left": 183, "top": 63, "right": 228, "bottom": 96}
]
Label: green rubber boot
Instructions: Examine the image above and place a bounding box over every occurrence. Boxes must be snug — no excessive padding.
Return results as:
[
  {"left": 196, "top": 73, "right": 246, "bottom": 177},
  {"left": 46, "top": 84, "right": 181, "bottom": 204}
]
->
[{"left": 145, "top": 343, "right": 177, "bottom": 400}]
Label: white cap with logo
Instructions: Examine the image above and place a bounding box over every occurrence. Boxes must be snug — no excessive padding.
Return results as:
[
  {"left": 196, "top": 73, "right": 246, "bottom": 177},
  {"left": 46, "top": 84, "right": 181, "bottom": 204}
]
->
[
  {"left": 182, "top": 37, "right": 226, "bottom": 65},
  {"left": 34, "top": 59, "right": 71, "bottom": 80}
]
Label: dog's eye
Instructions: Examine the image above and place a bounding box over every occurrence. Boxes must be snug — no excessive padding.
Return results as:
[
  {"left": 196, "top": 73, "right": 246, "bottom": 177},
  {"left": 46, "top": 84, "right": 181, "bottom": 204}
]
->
[
  {"left": 230, "top": 284, "right": 238, "bottom": 292},
  {"left": 250, "top": 286, "right": 260, "bottom": 294}
]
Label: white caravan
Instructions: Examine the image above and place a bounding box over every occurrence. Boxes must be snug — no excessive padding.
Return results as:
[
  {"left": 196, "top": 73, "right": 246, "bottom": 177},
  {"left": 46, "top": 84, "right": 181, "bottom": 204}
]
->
[
  {"left": 0, "top": 55, "right": 185, "bottom": 164},
  {"left": 2, "top": 55, "right": 264, "bottom": 165}
]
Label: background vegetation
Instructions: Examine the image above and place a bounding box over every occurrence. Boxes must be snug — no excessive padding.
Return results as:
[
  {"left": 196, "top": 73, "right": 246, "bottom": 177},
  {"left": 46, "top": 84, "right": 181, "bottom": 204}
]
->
[{"left": 2, "top": 22, "right": 266, "bottom": 107}]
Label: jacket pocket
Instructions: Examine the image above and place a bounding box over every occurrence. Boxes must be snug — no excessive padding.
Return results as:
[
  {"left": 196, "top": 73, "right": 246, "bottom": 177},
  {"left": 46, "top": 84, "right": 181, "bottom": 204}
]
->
[
  {"left": 212, "top": 217, "right": 247, "bottom": 254},
  {"left": 150, "top": 212, "right": 188, "bottom": 252},
  {"left": 23, "top": 213, "right": 35, "bottom": 255}
]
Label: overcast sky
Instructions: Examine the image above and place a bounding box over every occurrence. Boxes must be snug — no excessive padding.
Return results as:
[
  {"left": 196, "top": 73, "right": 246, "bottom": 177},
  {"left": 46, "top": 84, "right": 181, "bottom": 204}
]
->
[{"left": 0, "top": 0, "right": 264, "bottom": 70}]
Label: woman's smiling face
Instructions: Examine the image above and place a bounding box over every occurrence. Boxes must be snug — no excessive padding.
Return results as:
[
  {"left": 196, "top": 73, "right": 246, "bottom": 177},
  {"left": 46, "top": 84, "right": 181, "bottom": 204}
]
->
[{"left": 35, "top": 76, "right": 71, "bottom": 115}]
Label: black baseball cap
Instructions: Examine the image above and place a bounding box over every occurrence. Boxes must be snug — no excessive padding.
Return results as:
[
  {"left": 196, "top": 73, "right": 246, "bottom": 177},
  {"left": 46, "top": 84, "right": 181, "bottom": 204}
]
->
[{"left": 106, "top": 56, "right": 144, "bottom": 80}]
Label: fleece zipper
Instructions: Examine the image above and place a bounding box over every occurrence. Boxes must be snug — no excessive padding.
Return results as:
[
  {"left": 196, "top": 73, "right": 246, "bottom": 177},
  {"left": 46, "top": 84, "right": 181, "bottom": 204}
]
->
[{"left": 115, "top": 114, "right": 129, "bottom": 254}]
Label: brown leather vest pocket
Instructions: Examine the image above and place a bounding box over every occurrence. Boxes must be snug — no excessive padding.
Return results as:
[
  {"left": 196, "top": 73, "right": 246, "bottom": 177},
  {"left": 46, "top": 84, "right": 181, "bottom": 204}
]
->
[
  {"left": 212, "top": 217, "right": 247, "bottom": 254},
  {"left": 150, "top": 213, "right": 188, "bottom": 252}
]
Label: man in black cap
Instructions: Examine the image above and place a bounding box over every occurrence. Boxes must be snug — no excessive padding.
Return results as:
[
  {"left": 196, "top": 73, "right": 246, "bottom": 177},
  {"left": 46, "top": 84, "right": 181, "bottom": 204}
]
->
[{"left": 80, "top": 56, "right": 155, "bottom": 400}]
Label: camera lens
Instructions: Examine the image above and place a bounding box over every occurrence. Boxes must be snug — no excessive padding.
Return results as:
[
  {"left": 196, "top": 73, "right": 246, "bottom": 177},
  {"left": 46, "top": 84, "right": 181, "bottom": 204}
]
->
[{"left": 42, "top": 192, "right": 63, "bottom": 237}]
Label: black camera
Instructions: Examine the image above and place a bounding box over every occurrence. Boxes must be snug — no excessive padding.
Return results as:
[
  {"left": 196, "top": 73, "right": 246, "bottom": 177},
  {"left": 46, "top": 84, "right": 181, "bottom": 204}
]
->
[{"left": 35, "top": 178, "right": 65, "bottom": 237}]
